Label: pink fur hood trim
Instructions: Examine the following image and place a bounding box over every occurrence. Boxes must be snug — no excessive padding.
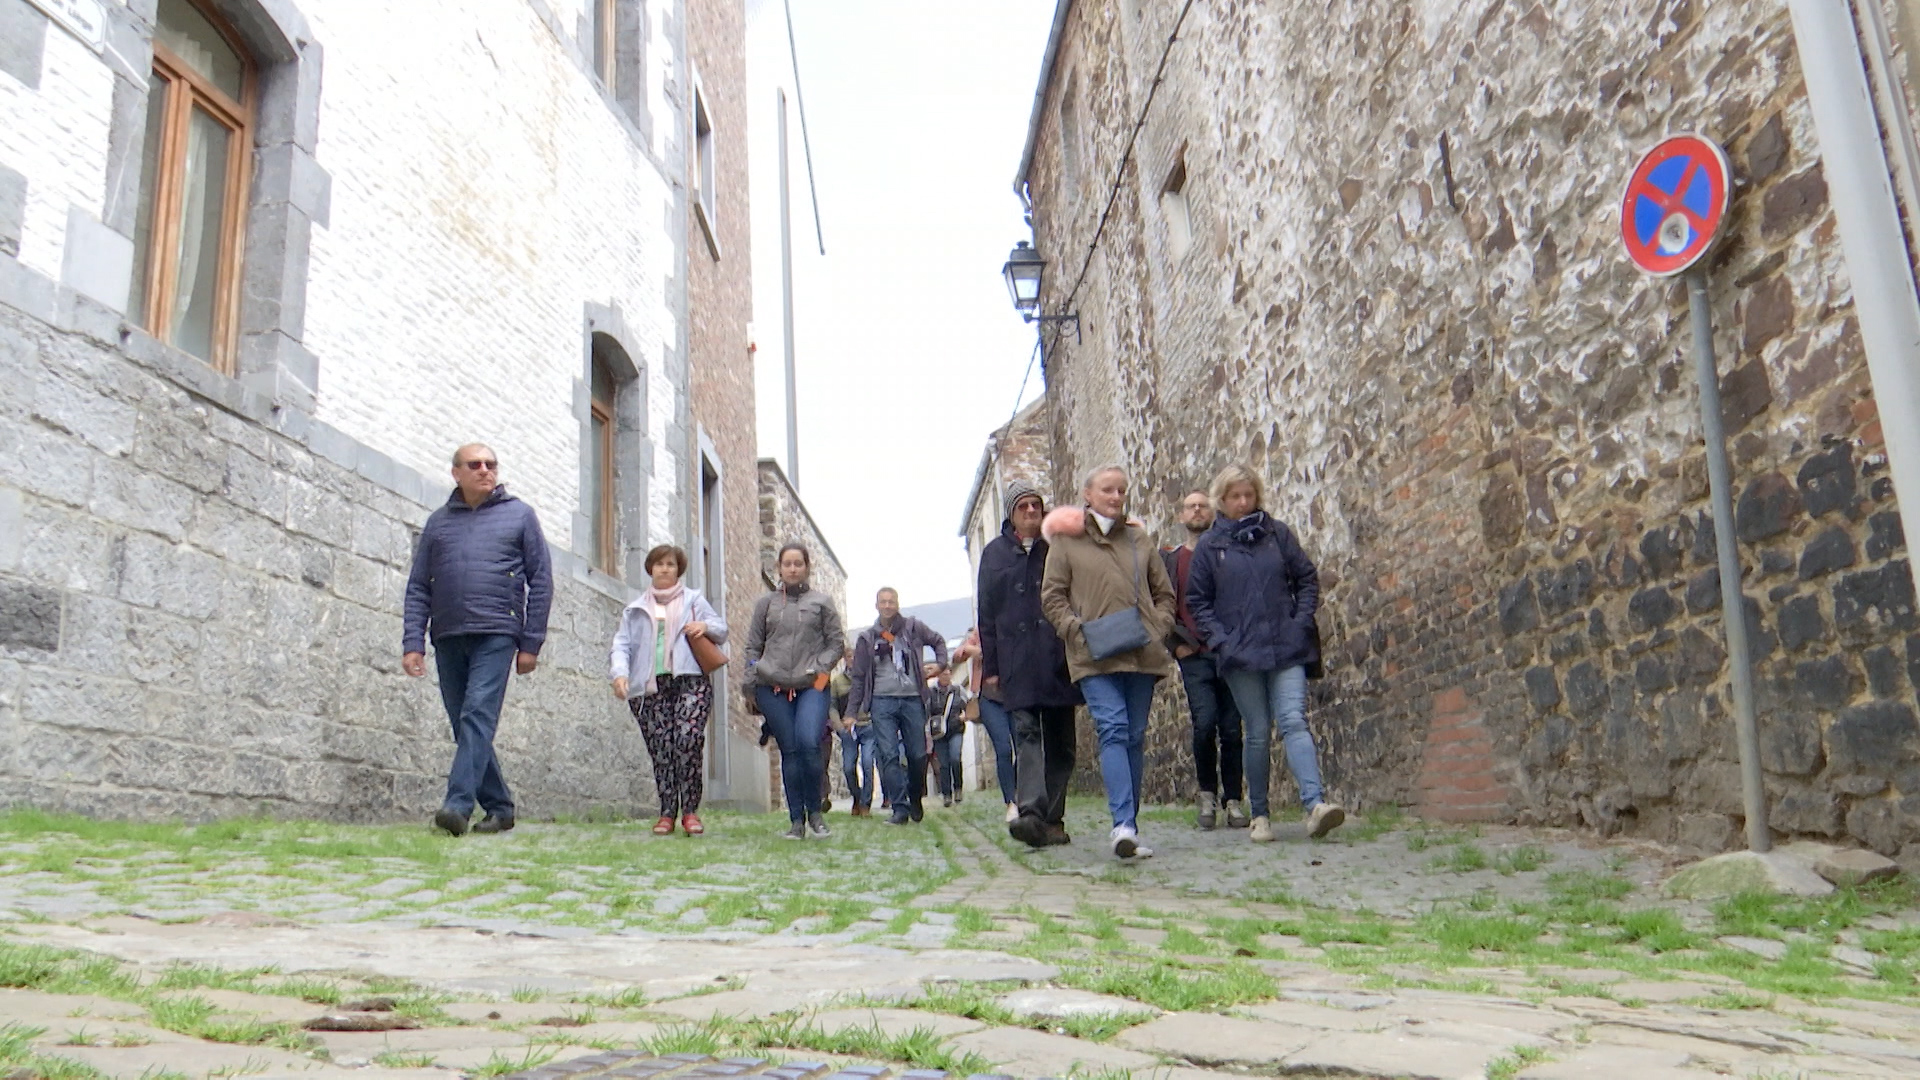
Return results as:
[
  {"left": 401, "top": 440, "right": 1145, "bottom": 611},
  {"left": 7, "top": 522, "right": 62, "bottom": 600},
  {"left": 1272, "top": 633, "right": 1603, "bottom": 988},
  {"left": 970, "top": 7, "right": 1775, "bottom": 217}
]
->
[
  {"left": 1042, "top": 507, "right": 1146, "bottom": 540},
  {"left": 1042, "top": 506, "right": 1085, "bottom": 539}
]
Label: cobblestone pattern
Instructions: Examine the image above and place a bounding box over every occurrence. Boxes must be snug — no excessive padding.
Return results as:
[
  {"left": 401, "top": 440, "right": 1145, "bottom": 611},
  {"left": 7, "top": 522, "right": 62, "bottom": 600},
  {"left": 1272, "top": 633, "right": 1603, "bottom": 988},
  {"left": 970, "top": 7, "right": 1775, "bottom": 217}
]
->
[
  {"left": 509, "top": 1055, "right": 1003, "bottom": 1080},
  {"left": 0, "top": 303, "right": 660, "bottom": 822},
  {"left": 1020, "top": 1, "right": 1917, "bottom": 852}
]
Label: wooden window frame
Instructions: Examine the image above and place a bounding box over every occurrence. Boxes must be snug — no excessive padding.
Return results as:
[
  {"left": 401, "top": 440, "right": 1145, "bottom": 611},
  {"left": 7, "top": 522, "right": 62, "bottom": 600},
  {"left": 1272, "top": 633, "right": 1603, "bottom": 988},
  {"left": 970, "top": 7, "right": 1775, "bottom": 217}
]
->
[
  {"left": 594, "top": 0, "right": 618, "bottom": 89},
  {"left": 590, "top": 397, "right": 617, "bottom": 574},
  {"left": 138, "top": 4, "right": 255, "bottom": 375}
]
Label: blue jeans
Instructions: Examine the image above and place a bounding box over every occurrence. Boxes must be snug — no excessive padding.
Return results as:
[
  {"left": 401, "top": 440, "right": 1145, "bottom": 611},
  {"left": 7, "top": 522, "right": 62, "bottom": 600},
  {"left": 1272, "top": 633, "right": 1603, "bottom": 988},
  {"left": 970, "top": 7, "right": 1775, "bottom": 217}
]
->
[
  {"left": 1225, "top": 666, "right": 1322, "bottom": 817},
  {"left": 757, "top": 686, "right": 830, "bottom": 822},
  {"left": 1077, "top": 672, "right": 1157, "bottom": 831},
  {"left": 433, "top": 634, "right": 518, "bottom": 818},
  {"left": 932, "top": 730, "right": 965, "bottom": 797},
  {"left": 976, "top": 697, "right": 1017, "bottom": 804},
  {"left": 838, "top": 723, "right": 877, "bottom": 807},
  {"left": 1178, "top": 653, "right": 1243, "bottom": 800},
  {"left": 870, "top": 695, "right": 928, "bottom": 809}
]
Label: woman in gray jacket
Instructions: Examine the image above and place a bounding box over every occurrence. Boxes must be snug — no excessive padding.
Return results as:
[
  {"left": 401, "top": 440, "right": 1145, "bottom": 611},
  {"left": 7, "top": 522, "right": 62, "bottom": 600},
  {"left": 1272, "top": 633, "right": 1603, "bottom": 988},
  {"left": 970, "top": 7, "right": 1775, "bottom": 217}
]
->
[
  {"left": 746, "top": 544, "right": 846, "bottom": 839},
  {"left": 611, "top": 545, "right": 728, "bottom": 837}
]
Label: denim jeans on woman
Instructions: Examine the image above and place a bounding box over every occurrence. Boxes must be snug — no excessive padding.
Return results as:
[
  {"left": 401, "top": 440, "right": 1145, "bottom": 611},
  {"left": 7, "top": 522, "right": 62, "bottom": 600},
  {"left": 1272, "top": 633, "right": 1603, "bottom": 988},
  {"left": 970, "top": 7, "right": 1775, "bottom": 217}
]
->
[
  {"left": 975, "top": 696, "right": 1018, "bottom": 805},
  {"left": 1224, "top": 665, "right": 1322, "bottom": 818},
  {"left": 1076, "top": 672, "right": 1158, "bottom": 831},
  {"left": 757, "top": 685, "right": 830, "bottom": 822}
]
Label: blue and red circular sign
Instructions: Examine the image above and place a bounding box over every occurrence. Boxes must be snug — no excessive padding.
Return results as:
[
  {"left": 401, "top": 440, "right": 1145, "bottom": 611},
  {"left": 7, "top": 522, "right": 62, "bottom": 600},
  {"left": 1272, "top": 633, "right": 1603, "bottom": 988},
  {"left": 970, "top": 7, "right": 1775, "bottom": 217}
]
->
[{"left": 1620, "top": 134, "right": 1731, "bottom": 277}]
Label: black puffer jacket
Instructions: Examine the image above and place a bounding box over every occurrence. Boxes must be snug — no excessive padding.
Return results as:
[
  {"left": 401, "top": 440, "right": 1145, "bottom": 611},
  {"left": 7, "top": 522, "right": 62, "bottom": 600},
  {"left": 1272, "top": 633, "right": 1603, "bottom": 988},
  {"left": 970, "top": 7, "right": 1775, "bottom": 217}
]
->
[
  {"left": 403, "top": 486, "right": 553, "bottom": 655},
  {"left": 976, "top": 520, "right": 1081, "bottom": 711}
]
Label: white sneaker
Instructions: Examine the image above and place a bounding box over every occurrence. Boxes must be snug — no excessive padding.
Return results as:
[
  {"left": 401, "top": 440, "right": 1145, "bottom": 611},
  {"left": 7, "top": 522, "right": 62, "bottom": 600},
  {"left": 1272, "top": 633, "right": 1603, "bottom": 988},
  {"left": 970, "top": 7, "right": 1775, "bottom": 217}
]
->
[
  {"left": 1133, "top": 841, "right": 1154, "bottom": 858},
  {"left": 1005, "top": 802, "right": 1020, "bottom": 823},
  {"left": 1110, "top": 825, "right": 1139, "bottom": 859},
  {"left": 1308, "top": 802, "right": 1346, "bottom": 838},
  {"left": 1249, "top": 815, "right": 1275, "bottom": 843}
]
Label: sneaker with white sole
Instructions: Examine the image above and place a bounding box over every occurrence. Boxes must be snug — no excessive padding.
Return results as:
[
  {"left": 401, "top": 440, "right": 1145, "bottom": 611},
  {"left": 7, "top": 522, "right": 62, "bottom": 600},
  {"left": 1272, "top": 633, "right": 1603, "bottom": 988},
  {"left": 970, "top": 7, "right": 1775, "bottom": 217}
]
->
[
  {"left": 1196, "top": 791, "right": 1218, "bottom": 830},
  {"left": 1224, "top": 799, "right": 1251, "bottom": 828},
  {"left": 1133, "top": 841, "right": 1155, "bottom": 858},
  {"left": 1005, "top": 802, "right": 1019, "bottom": 823},
  {"left": 1248, "top": 815, "right": 1275, "bottom": 843},
  {"left": 1110, "top": 825, "right": 1139, "bottom": 859},
  {"left": 1307, "top": 802, "right": 1346, "bottom": 838}
]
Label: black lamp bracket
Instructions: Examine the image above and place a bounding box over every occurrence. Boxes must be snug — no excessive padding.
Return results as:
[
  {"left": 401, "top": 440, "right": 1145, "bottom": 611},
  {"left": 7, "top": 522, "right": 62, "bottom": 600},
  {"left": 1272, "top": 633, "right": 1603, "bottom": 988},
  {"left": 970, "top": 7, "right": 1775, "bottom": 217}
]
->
[{"left": 1024, "top": 311, "right": 1081, "bottom": 343}]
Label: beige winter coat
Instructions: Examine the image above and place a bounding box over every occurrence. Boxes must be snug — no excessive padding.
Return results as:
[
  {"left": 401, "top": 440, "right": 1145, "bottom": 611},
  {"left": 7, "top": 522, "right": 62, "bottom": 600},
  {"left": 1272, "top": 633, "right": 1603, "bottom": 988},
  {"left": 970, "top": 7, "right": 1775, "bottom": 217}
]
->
[{"left": 1039, "top": 507, "right": 1176, "bottom": 682}]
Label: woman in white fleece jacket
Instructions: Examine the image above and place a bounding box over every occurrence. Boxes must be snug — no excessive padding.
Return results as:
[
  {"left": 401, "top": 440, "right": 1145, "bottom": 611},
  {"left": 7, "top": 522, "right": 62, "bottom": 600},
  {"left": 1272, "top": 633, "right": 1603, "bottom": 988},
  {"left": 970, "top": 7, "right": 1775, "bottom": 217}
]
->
[{"left": 611, "top": 544, "right": 728, "bottom": 836}]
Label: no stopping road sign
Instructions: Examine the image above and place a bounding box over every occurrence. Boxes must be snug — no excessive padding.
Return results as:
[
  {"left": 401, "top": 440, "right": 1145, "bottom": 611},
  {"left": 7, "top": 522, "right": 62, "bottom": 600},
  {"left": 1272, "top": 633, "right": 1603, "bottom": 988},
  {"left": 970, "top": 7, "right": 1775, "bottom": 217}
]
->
[{"left": 1620, "top": 134, "right": 1731, "bottom": 277}]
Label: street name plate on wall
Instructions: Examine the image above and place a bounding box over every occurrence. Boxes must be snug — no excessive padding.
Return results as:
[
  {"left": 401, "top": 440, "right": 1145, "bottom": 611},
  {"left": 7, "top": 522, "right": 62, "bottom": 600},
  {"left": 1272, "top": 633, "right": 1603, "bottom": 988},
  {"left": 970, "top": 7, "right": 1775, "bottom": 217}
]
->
[{"left": 24, "top": 0, "right": 107, "bottom": 50}]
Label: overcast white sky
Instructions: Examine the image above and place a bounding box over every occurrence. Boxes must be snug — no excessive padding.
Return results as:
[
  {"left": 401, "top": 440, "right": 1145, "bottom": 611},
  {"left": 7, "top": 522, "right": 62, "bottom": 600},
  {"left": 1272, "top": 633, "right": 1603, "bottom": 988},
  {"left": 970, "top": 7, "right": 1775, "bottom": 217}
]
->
[{"left": 749, "top": 1, "right": 1057, "bottom": 629}]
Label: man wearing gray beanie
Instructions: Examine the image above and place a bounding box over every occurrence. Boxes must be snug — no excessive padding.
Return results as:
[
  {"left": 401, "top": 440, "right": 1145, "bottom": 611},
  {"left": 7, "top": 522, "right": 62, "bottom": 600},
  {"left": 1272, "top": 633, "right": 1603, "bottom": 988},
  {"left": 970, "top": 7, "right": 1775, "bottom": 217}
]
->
[{"left": 976, "top": 479, "right": 1083, "bottom": 847}]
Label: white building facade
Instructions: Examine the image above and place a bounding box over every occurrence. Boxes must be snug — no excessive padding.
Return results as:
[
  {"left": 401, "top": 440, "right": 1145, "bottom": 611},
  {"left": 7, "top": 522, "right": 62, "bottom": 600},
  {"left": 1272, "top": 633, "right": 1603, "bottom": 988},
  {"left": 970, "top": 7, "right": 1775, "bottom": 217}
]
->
[{"left": 0, "top": 0, "right": 736, "bottom": 819}]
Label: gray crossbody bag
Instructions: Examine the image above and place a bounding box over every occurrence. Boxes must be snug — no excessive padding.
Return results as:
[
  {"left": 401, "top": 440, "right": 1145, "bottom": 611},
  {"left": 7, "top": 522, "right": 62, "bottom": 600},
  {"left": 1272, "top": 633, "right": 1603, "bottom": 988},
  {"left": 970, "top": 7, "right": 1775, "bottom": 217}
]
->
[{"left": 1080, "top": 539, "right": 1151, "bottom": 660}]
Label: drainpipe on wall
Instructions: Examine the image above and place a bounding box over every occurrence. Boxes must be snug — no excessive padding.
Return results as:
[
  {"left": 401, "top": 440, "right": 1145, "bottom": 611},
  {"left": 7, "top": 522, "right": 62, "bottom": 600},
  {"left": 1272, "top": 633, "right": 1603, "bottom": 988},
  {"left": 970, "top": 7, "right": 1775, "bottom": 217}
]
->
[{"left": 1787, "top": 0, "right": 1920, "bottom": 558}]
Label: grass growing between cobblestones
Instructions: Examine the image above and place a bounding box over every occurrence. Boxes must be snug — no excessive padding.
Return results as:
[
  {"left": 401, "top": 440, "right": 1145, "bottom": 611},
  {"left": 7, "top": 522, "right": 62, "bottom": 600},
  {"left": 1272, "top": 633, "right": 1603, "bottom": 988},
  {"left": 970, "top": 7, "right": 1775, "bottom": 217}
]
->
[
  {"left": 0, "top": 808, "right": 957, "bottom": 936},
  {"left": 0, "top": 1023, "right": 103, "bottom": 1080},
  {"left": 634, "top": 1016, "right": 995, "bottom": 1075},
  {"left": 859, "top": 982, "right": 1156, "bottom": 1043}
]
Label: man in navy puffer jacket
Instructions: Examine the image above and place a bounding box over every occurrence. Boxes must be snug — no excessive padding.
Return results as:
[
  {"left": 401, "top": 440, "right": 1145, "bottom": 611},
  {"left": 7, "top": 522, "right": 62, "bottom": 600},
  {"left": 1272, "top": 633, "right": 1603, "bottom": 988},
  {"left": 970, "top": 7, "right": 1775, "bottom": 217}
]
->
[{"left": 403, "top": 444, "right": 553, "bottom": 836}]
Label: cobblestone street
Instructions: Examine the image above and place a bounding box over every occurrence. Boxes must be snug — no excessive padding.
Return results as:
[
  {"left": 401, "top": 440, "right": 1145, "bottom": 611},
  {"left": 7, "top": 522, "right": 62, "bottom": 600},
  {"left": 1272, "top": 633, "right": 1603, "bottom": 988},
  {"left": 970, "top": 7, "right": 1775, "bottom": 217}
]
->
[{"left": 2, "top": 805, "right": 1919, "bottom": 1079}]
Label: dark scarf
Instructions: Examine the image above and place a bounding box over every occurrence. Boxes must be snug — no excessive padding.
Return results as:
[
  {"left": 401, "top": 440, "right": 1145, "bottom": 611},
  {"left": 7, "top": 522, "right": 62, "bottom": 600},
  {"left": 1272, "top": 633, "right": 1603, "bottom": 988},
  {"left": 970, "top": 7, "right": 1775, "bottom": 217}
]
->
[{"left": 1228, "top": 510, "right": 1273, "bottom": 546}]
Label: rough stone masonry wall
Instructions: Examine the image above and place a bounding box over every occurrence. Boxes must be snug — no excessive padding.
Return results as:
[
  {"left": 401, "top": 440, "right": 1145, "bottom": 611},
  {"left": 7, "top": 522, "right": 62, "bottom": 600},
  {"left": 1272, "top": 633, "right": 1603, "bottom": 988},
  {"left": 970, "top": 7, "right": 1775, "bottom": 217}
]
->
[
  {"left": 1027, "top": 0, "right": 1919, "bottom": 853},
  {"left": 0, "top": 301, "right": 659, "bottom": 821}
]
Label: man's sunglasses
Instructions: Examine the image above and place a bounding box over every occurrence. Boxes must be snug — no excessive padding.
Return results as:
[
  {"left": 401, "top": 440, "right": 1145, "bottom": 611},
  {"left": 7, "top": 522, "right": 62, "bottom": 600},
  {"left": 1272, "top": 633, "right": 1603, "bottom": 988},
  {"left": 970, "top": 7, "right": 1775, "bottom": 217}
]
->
[{"left": 459, "top": 460, "right": 498, "bottom": 471}]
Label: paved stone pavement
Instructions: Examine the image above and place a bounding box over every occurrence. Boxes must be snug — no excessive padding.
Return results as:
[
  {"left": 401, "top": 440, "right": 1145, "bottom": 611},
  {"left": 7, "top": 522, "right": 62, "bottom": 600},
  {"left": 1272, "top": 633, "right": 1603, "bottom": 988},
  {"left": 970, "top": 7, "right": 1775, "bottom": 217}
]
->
[{"left": 2, "top": 804, "right": 1919, "bottom": 1079}]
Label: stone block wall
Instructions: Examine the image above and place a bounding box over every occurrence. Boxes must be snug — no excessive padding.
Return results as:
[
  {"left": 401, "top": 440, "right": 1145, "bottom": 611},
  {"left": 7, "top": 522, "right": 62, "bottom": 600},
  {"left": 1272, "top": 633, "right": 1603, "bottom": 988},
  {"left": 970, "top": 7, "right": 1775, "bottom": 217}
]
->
[
  {"left": 755, "top": 459, "right": 847, "bottom": 622},
  {"left": 0, "top": 301, "right": 659, "bottom": 821},
  {"left": 1021, "top": 0, "right": 1920, "bottom": 853}
]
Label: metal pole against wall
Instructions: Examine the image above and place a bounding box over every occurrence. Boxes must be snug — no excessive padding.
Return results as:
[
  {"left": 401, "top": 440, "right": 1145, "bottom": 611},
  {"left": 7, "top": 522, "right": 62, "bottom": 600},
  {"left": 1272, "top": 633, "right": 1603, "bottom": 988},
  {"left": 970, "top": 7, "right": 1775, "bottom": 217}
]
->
[
  {"left": 778, "top": 89, "right": 800, "bottom": 490},
  {"left": 1686, "top": 269, "right": 1771, "bottom": 853}
]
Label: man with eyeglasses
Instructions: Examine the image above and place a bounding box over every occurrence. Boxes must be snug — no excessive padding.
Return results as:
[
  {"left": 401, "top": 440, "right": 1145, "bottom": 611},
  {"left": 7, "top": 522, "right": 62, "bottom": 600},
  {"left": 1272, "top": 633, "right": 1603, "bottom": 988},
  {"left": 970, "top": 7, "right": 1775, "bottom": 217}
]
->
[{"left": 403, "top": 444, "right": 554, "bottom": 837}]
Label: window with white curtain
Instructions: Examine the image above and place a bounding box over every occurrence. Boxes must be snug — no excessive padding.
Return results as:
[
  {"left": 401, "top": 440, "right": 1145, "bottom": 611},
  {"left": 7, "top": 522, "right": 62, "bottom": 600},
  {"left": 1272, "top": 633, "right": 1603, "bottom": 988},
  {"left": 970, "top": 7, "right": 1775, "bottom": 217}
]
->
[{"left": 130, "top": 0, "right": 253, "bottom": 371}]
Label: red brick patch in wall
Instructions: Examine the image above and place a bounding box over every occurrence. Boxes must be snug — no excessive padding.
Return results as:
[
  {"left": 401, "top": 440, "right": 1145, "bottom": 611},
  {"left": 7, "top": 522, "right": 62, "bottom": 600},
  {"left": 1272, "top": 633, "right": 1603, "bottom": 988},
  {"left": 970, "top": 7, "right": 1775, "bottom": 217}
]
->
[{"left": 1417, "top": 687, "right": 1510, "bottom": 823}]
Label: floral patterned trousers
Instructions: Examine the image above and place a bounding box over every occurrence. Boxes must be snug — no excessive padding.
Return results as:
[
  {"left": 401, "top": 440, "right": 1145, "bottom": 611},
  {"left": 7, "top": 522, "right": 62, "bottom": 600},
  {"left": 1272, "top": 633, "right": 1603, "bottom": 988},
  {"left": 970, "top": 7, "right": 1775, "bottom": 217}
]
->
[{"left": 629, "top": 675, "right": 714, "bottom": 817}]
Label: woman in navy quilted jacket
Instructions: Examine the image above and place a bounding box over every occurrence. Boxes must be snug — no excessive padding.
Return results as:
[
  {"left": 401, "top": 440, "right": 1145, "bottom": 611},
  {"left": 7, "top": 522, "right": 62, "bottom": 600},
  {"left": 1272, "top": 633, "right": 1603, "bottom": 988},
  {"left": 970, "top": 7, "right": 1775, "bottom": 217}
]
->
[{"left": 1185, "top": 464, "right": 1344, "bottom": 844}]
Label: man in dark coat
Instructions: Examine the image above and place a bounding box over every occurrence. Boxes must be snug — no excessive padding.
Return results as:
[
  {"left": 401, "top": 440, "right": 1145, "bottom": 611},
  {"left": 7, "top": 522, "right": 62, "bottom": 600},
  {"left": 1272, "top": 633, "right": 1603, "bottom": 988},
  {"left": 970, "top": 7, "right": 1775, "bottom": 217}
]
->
[
  {"left": 977, "top": 480, "right": 1082, "bottom": 848},
  {"left": 1163, "top": 491, "right": 1249, "bottom": 831},
  {"left": 403, "top": 443, "right": 553, "bottom": 837}
]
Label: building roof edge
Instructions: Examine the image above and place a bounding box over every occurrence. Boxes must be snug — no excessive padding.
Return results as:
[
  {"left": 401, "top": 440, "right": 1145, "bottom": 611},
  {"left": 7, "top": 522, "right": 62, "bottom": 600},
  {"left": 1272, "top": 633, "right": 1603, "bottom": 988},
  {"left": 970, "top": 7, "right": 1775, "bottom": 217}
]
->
[{"left": 1012, "top": 0, "right": 1077, "bottom": 198}]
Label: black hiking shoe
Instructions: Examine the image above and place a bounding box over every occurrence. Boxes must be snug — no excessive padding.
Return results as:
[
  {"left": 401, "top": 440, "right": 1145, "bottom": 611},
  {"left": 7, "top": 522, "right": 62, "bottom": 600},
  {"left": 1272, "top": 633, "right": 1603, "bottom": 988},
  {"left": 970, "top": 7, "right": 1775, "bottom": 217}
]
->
[
  {"left": 473, "top": 814, "right": 515, "bottom": 834},
  {"left": 1008, "top": 813, "right": 1048, "bottom": 849},
  {"left": 432, "top": 809, "right": 468, "bottom": 836}
]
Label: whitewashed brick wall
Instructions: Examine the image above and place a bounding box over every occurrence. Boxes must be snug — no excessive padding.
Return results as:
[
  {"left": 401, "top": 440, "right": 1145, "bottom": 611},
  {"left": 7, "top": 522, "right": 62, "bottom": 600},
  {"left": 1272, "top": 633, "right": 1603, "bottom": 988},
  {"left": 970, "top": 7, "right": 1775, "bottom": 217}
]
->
[
  {"left": 302, "top": 0, "right": 683, "bottom": 551},
  {"left": 0, "top": 27, "right": 115, "bottom": 282}
]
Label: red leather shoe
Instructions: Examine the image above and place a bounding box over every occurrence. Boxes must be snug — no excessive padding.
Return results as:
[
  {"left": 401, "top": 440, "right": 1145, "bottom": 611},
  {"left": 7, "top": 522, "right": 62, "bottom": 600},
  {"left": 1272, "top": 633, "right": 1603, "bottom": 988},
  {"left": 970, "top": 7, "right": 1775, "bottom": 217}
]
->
[
  {"left": 681, "top": 813, "right": 704, "bottom": 836},
  {"left": 651, "top": 816, "right": 675, "bottom": 835}
]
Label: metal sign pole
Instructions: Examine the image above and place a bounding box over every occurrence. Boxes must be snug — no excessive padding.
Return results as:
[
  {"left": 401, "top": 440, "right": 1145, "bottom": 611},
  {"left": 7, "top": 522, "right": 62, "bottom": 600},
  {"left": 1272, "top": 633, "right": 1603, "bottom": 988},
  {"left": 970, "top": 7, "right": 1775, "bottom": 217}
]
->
[{"left": 1684, "top": 268, "right": 1771, "bottom": 853}]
